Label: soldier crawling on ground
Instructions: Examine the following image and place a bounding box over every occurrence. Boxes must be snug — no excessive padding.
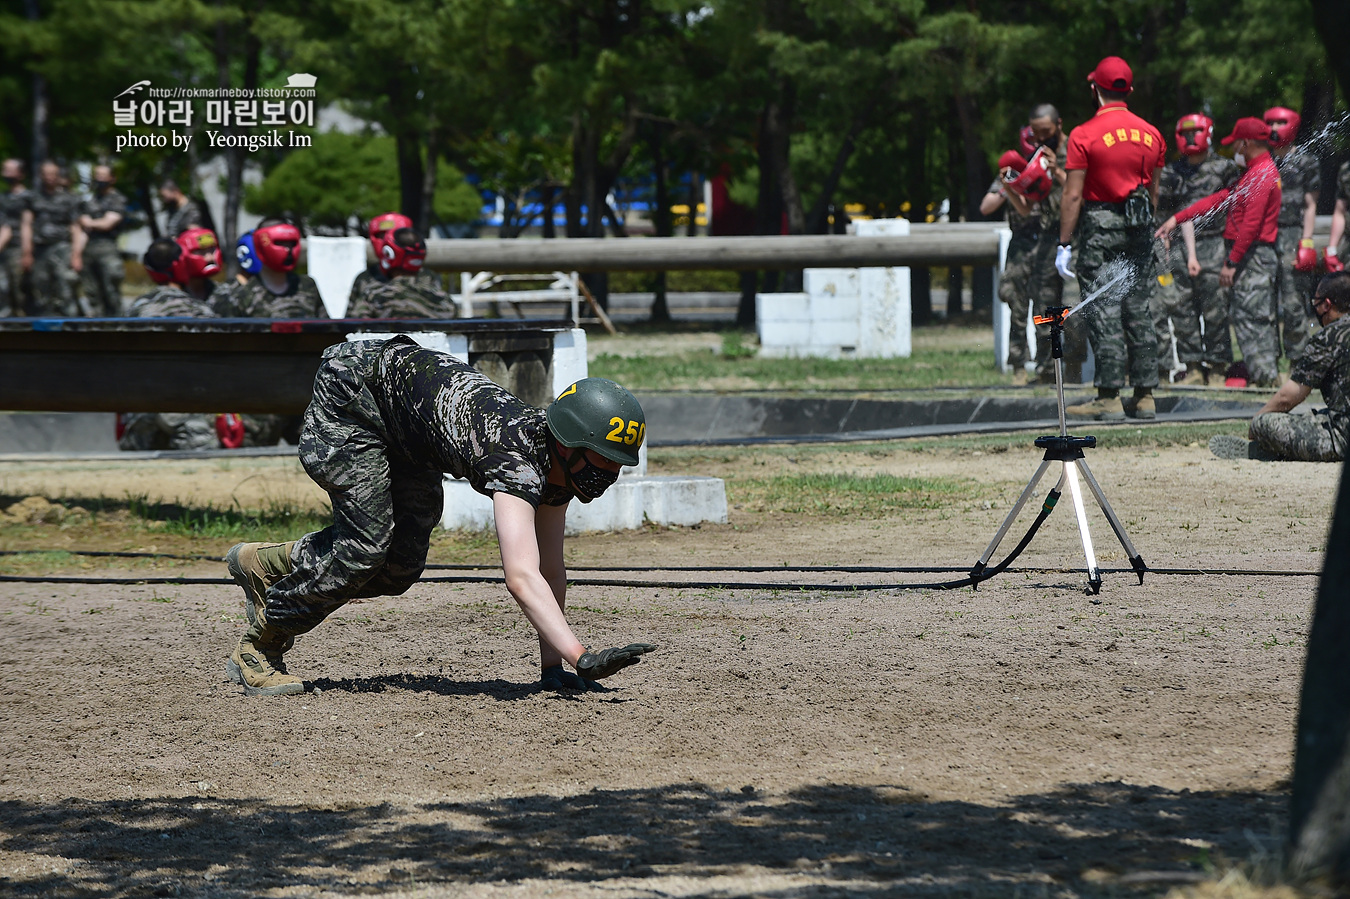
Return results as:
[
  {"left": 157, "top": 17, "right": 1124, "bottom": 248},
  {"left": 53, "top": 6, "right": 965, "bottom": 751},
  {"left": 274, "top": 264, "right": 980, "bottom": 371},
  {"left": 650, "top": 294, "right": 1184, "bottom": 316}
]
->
[
  {"left": 1210, "top": 271, "right": 1350, "bottom": 462},
  {"left": 346, "top": 212, "right": 456, "bottom": 319},
  {"left": 222, "top": 343, "right": 657, "bottom": 696},
  {"left": 118, "top": 229, "right": 233, "bottom": 452}
]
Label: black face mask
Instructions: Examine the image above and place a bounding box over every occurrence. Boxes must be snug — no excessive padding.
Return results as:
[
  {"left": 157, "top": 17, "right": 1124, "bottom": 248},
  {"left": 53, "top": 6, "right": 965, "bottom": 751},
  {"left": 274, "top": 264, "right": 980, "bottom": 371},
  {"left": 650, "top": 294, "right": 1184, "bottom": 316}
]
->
[
  {"left": 551, "top": 440, "right": 619, "bottom": 503},
  {"left": 94, "top": 180, "right": 111, "bottom": 191},
  {"left": 3, "top": 176, "right": 18, "bottom": 187},
  {"left": 165, "top": 197, "right": 180, "bottom": 211},
  {"left": 1041, "top": 133, "right": 1060, "bottom": 151}
]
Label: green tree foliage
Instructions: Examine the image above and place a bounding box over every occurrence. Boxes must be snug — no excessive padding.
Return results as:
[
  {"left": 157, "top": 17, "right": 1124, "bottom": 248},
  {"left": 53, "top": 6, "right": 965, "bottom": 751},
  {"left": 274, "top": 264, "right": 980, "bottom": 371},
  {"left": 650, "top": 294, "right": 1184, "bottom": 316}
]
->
[{"left": 243, "top": 132, "right": 480, "bottom": 230}]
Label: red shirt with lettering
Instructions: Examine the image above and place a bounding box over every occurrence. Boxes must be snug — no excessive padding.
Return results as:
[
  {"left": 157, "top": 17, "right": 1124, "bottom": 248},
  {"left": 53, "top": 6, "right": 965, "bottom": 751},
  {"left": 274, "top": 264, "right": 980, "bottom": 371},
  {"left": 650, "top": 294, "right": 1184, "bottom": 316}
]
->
[
  {"left": 1173, "top": 152, "right": 1281, "bottom": 267},
  {"left": 1065, "top": 102, "right": 1166, "bottom": 203}
]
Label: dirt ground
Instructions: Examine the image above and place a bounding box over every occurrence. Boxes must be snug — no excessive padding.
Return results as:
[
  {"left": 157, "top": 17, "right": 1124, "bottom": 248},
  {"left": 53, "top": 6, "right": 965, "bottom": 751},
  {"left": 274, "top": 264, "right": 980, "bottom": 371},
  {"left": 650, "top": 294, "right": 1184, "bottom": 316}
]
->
[{"left": 0, "top": 439, "right": 1338, "bottom": 898}]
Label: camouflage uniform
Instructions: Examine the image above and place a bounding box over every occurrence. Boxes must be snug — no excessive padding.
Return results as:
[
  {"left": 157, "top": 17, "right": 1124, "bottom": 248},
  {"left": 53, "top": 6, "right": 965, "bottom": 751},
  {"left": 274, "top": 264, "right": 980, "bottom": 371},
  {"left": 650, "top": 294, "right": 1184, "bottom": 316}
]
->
[
  {"left": 262, "top": 336, "right": 574, "bottom": 638},
  {"left": 29, "top": 185, "right": 81, "bottom": 317},
  {"left": 118, "top": 285, "right": 221, "bottom": 451},
  {"left": 1250, "top": 315, "right": 1350, "bottom": 461},
  {"left": 1074, "top": 203, "right": 1159, "bottom": 390},
  {"left": 345, "top": 266, "right": 456, "bottom": 319},
  {"left": 1029, "top": 139, "right": 1089, "bottom": 376},
  {"left": 1336, "top": 161, "right": 1350, "bottom": 261},
  {"left": 214, "top": 272, "right": 327, "bottom": 319},
  {"left": 1151, "top": 154, "right": 1241, "bottom": 372},
  {"left": 1229, "top": 243, "right": 1281, "bottom": 386},
  {"left": 164, "top": 200, "right": 203, "bottom": 237},
  {"left": 989, "top": 179, "right": 1042, "bottom": 371},
  {"left": 1272, "top": 151, "right": 1319, "bottom": 361},
  {"left": 0, "top": 186, "right": 30, "bottom": 316},
  {"left": 80, "top": 187, "right": 128, "bottom": 316}
]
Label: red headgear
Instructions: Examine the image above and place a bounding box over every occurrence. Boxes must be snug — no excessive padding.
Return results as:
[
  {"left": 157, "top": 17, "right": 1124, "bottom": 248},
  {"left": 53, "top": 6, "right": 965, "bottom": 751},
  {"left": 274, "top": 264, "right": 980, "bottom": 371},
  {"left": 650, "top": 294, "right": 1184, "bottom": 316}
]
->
[
  {"left": 1264, "top": 107, "right": 1301, "bottom": 149},
  {"left": 997, "top": 150, "right": 1026, "bottom": 174},
  {"left": 1017, "top": 126, "right": 1037, "bottom": 158},
  {"left": 1004, "top": 148, "right": 1052, "bottom": 202},
  {"left": 143, "top": 228, "right": 222, "bottom": 285},
  {"left": 253, "top": 221, "right": 301, "bottom": 272},
  {"left": 377, "top": 227, "right": 427, "bottom": 275},
  {"left": 368, "top": 211, "right": 414, "bottom": 242},
  {"left": 1175, "top": 113, "right": 1213, "bottom": 154}
]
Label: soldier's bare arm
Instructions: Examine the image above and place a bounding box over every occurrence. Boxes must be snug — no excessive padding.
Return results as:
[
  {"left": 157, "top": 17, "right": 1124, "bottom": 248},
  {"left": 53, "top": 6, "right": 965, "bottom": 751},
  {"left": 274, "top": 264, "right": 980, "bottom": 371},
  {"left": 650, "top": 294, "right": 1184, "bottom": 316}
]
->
[
  {"left": 493, "top": 491, "right": 586, "bottom": 667},
  {"left": 1331, "top": 198, "right": 1346, "bottom": 251},
  {"left": 19, "top": 209, "right": 32, "bottom": 270},
  {"left": 533, "top": 500, "right": 570, "bottom": 670},
  {"left": 1149, "top": 167, "right": 1162, "bottom": 209},
  {"left": 1302, "top": 192, "right": 1318, "bottom": 242},
  {"left": 1182, "top": 221, "right": 1199, "bottom": 276},
  {"left": 0, "top": 223, "right": 9, "bottom": 253},
  {"left": 70, "top": 222, "right": 86, "bottom": 272},
  {"left": 1249, "top": 380, "right": 1313, "bottom": 438}
]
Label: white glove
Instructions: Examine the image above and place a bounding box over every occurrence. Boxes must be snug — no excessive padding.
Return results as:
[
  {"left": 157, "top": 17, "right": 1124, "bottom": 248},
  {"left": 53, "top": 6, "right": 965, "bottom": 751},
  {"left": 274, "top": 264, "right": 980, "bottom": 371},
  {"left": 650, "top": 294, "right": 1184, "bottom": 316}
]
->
[{"left": 1055, "top": 243, "right": 1075, "bottom": 281}]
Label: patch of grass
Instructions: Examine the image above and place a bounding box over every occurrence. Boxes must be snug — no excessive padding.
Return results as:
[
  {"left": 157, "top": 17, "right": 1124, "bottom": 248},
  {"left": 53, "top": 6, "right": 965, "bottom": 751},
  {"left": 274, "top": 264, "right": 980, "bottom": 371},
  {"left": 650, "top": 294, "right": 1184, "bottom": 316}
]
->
[
  {"left": 0, "top": 551, "right": 75, "bottom": 575},
  {"left": 730, "top": 472, "right": 975, "bottom": 518},
  {"left": 123, "top": 494, "right": 331, "bottom": 541}
]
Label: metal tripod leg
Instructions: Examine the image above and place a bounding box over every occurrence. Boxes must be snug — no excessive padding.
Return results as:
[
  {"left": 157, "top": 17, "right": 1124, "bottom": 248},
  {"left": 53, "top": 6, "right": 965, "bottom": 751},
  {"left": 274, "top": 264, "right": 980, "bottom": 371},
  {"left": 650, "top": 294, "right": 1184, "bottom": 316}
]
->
[
  {"left": 1075, "top": 457, "right": 1146, "bottom": 582},
  {"left": 1063, "top": 460, "right": 1101, "bottom": 594},
  {"left": 976, "top": 459, "right": 1055, "bottom": 568}
]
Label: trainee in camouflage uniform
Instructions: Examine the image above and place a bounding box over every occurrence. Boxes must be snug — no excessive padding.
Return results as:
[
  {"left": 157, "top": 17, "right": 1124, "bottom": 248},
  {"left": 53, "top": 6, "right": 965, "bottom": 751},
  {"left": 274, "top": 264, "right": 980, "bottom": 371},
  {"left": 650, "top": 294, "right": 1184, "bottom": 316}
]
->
[
  {"left": 1029, "top": 134, "right": 1090, "bottom": 376},
  {"left": 1058, "top": 60, "right": 1166, "bottom": 420},
  {"left": 117, "top": 285, "right": 221, "bottom": 452},
  {"left": 0, "top": 167, "right": 30, "bottom": 316},
  {"left": 222, "top": 335, "right": 655, "bottom": 695},
  {"left": 1271, "top": 148, "right": 1319, "bottom": 361},
  {"left": 1166, "top": 120, "right": 1283, "bottom": 387},
  {"left": 213, "top": 271, "right": 326, "bottom": 319},
  {"left": 1331, "top": 161, "right": 1350, "bottom": 265},
  {"left": 79, "top": 174, "right": 128, "bottom": 316},
  {"left": 986, "top": 173, "right": 1042, "bottom": 375},
  {"left": 1151, "top": 152, "right": 1241, "bottom": 376},
  {"left": 28, "top": 166, "right": 83, "bottom": 317},
  {"left": 345, "top": 266, "right": 456, "bottom": 319}
]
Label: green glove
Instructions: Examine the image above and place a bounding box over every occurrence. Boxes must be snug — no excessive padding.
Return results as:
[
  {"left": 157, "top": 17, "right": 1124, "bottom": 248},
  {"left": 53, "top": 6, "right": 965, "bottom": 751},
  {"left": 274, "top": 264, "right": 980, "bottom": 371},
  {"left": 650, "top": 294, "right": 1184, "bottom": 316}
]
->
[{"left": 575, "top": 643, "right": 657, "bottom": 680}]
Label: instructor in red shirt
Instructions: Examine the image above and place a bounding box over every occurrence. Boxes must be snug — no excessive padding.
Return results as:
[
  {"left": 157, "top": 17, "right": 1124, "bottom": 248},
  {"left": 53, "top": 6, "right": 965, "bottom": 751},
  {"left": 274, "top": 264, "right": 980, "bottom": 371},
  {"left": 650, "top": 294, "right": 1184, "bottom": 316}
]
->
[
  {"left": 1056, "top": 56, "right": 1166, "bottom": 421},
  {"left": 1156, "top": 117, "right": 1283, "bottom": 386}
]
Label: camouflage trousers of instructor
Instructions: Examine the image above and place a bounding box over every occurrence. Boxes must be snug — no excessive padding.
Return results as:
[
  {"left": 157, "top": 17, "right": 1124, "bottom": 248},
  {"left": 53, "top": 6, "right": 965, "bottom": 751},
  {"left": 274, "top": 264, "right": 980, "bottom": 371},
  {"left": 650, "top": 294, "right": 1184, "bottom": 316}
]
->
[
  {"left": 30, "top": 241, "right": 79, "bottom": 317},
  {"left": 80, "top": 240, "right": 124, "bottom": 317},
  {"left": 998, "top": 228, "right": 1042, "bottom": 372},
  {"left": 1229, "top": 243, "right": 1280, "bottom": 387},
  {"left": 1273, "top": 226, "right": 1316, "bottom": 362},
  {"left": 1028, "top": 230, "right": 1089, "bottom": 378},
  {"left": 1074, "top": 206, "right": 1158, "bottom": 390},
  {"left": 1251, "top": 410, "right": 1345, "bottom": 462},
  {"left": 257, "top": 341, "right": 445, "bottom": 639},
  {"left": 0, "top": 245, "right": 24, "bottom": 316},
  {"left": 1149, "top": 234, "right": 1232, "bottom": 372}
]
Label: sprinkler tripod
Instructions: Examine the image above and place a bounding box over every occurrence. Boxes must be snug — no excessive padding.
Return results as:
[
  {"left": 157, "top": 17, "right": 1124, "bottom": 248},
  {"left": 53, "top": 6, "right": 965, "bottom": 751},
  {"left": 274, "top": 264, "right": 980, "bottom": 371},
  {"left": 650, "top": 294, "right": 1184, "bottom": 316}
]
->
[{"left": 971, "top": 304, "right": 1147, "bottom": 596}]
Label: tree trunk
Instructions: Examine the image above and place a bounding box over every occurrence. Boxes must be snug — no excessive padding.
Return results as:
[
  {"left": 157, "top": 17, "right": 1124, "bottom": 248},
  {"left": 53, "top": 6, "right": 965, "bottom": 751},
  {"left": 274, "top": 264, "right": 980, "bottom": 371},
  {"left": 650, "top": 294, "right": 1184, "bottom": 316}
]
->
[
  {"left": 395, "top": 132, "right": 424, "bottom": 226},
  {"left": 649, "top": 124, "right": 671, "bottom": 323},
  {"left": 1301, "top": 77, "right": 1340, "bottom": 216},
  {"left": 806, "top": 107, "right": 871, "bottom": 234},
  {"left": 907, "top": 117, "right": 932, "bottom": 326},
  {"left": 1289, "top": 461, "right": 1350, "bottom": 883},
  {"left": 1311, "top": 0, "right": 1350, "bottom": 121},
  {"left": 420, "top": 121, "right": 439, "bottom": 236},
  {"left": 739, "top": 102, "right": 785, "bottom": 326},
  {"left": 25, "top": 0, "right": 46, "bottom": 170}
]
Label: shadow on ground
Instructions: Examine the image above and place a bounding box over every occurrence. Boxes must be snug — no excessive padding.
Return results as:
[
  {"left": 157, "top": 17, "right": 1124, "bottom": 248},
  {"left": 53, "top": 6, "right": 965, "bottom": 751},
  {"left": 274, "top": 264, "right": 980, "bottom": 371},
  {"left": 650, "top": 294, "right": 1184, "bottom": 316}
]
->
[{"left": 0, "top": 780, "right": 1286, "bottom": 897}]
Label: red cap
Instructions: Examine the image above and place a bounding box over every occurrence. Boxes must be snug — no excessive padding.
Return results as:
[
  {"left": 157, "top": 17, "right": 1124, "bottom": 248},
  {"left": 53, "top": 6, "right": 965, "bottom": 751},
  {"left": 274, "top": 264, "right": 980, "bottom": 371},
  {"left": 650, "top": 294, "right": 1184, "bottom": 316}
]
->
[
  {"left": 997, "top": 150, "right": 1026, "bottom": 173},
  {"left": 1220, "top": 117, "right": 1272, "bottom": 146},
  {"left": 1086, "top": 56, "right": 1133, "bottom": 92}
]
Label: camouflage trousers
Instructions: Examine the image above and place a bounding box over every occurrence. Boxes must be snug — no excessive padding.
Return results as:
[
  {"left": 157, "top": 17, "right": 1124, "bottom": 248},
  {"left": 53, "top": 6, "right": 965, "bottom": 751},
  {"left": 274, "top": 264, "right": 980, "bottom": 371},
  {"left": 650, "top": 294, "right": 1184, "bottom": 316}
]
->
[
  {"left": 117, "top": 413, "right": 218, "bottom": 451},
  {"left": 1029, "top": 230, "right": 1089, "bottom": 378},
  {"left": 1074, "top": 207, "right": 1158, "bottom": 390},
  {"left": 1251, "top": 410, "right": 1344, "bottom": 462},
  {"left": 263, "top": 343, "right": 445, "bottom": 638},
  {"left": 0, "top": 245, "right": 26, "bottom": 316},
  {"left": 31, "top": 242, "right": 79, "bottom": 317},
  {"left": 1150, "top": 234, "right": 1232, "bottom": 371},
  {"left": 80, "top": 240, "right": 124, "bottom": 317},
  {"left": 1230, "top": 243, "right": 1280, "bottom": 386},
  {"left": 998, "top": 228, "right": 1042, "bottom": 370},
  {"left": 1273, "top": 226, "right": 1316, "bottom": 362}
]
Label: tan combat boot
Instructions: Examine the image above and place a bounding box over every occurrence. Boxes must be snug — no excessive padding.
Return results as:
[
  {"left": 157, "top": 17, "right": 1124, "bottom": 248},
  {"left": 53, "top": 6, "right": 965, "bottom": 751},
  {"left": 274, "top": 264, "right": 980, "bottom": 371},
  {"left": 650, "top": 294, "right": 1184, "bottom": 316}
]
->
[
  {"left": 1132, "top": 388, "right": 1156, "bottom": 420},
  {"left": 226, "top": 542, "right": 295, "bottom": 650},
  {"left": 1012, "top": 367, "right": 1028, "bottom": 387},
  {"left": 1178, "top": 366, "right": 1205, "bottom": 386},
  {"left": 227, "top": 623, "right": 304, "bottom": 696},
  {"left": 1065, "top": 394, "right": 1125, "bottom": 421}
]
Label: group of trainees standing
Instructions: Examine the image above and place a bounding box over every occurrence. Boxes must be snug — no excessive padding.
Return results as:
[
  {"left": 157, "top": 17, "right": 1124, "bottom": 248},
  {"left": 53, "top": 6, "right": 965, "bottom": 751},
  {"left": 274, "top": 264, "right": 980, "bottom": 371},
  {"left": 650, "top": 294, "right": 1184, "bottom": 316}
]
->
[{"left": 988, "top": 56, "right": 1349, "bottom": 463}]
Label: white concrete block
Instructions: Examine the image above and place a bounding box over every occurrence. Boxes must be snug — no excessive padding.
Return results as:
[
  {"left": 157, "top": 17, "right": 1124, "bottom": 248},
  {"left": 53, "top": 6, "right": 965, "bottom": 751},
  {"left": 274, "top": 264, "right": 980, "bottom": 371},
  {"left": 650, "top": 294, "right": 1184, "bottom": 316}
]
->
[
  {"left": 858, "top": 264, "right": 911, "bottom": 357},
  {"left": 806, "top": 319, "right": 861, "bottom": 347},
  {"left": 756, "top": 291, "right": 810, "bottom": 322},
  {"left": 808, "top": 292, "right": 861, "bottom": 322},
  {"left": 550, "top": 328, "right": 588, "bottom": 398},
  {"left": 307, "top": 236, "right": 368, "bottom": 318},
  {"left": 758, "top": 318, "right": 813, "bottom": 348},
  {"left": 804, "top": 268, "right": 860, "bottom": 299},
  {"left": 853, "top": 218, "right": 911, "bottom": 237}
]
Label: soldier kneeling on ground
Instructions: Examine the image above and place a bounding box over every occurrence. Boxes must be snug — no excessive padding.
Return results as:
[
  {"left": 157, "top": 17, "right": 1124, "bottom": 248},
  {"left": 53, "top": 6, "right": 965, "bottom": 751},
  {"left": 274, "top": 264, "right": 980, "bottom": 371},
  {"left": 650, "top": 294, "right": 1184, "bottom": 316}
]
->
[
  {"left": 1210, "top": 272, "right": 1350, "bottom": 462},
  {"left": 119, "top": 230, "right": 242, "bottom": 452},
  {"left": 346, "top": 212, "right": 456, "bottom": 319},
  {"left": 223, "top": 340, "right": 656, "bottom": 696}
]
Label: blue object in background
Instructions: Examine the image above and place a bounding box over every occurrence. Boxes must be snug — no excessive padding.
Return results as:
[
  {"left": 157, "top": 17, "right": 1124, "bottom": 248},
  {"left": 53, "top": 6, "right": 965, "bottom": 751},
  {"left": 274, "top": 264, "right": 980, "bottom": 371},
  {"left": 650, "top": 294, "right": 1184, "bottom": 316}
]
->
[{"left": 235, "top": 231, "right": 261, "bottom": 274}]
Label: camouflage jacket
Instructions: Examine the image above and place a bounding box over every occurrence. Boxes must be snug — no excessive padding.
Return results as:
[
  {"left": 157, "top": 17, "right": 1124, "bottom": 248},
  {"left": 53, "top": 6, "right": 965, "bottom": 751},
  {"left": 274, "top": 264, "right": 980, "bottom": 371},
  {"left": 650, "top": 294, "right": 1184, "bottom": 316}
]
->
[
  {"left": 81, "top": 187, "right": 128, "bottom": 242},
  {"left": 345, "top": 267, "right": 456, "bottom": 319},
  {"left": 164, "top": 201, "right": 203, "bottom": 237},
  {"left": 1273, "top": 150, "right": 1320, "bottom": 228},
  {"left": 126, "top": 284, "right": 221, "bottom": 318},
  {"left": 1336, "top": 161, "right": 1350, "bottom": 203},
  {"left": 1156, "top": 154, "right": 1241, "bottom": 236},
  {"left": 1292, "top": 314, "right": 1350, "bottom": 434},
  {"left": 30, "top": 186, "right": 80, "bottom": 246},
  {"left": 214, "top": 272, "right": 327, "bottom": 319},
  {"left": 985, "top": 178, "right": 1039, "bottom": 234},
  {"left": 1037, "top": 137, "right": 1069, "bottom": 232},
  {"left": 367, "top": 336, "right": 572, "bottom": 506},
  {"left": 0, "top": 187, "right": 30, "bottom": 233}
]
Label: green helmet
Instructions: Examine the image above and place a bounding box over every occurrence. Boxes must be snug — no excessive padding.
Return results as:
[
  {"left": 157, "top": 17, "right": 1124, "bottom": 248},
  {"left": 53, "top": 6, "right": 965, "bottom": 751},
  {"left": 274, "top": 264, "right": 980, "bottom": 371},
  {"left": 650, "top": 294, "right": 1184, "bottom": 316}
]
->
[{"left": 545, "top": 378, "right": 645, "bottom": 467}]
